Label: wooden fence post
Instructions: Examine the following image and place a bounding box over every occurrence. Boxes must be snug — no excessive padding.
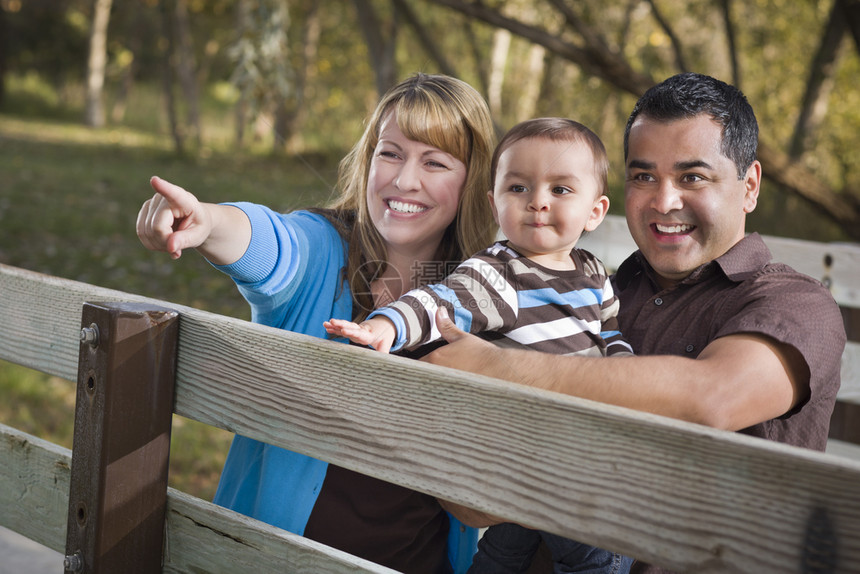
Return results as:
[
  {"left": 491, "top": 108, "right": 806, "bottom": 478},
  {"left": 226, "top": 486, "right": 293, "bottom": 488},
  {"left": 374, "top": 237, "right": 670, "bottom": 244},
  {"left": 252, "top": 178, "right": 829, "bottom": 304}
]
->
[{"left": 63, "top": 302, "right": 179, "bottom": 573}]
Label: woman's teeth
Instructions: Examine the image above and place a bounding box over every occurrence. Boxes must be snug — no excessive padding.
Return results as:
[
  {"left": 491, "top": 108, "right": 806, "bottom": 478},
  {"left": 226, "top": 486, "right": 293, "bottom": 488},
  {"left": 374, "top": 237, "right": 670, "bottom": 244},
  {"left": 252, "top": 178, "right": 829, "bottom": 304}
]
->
[{"left": 388, "top": 200, "right": 427, "bottom": 214}]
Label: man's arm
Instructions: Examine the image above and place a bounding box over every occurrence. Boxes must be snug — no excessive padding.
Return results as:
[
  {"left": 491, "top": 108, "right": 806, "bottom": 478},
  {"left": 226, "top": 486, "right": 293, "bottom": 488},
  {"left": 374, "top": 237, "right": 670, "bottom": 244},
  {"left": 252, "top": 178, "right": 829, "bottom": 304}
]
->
[
  {"left": 438, "top": 499, "right": 505, "bottom": 528},
  {"left": 425, "top": 309, "right": 808, "bottom": 432}
]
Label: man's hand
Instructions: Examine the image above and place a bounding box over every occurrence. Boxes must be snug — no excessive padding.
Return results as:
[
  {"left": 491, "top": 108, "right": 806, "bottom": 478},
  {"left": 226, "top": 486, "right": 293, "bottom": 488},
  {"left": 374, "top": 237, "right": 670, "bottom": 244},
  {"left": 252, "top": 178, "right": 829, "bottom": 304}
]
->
[{"left": 424, "top": 307, "right": 503, "bottom": 376}]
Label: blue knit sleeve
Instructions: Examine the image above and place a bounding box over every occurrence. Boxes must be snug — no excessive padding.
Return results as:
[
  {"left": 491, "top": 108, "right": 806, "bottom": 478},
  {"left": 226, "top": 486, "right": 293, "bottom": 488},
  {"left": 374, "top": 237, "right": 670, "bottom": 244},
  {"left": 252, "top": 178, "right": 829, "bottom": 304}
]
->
[{"left": 212, "top": 205, "right": 352, "bottom": 336}]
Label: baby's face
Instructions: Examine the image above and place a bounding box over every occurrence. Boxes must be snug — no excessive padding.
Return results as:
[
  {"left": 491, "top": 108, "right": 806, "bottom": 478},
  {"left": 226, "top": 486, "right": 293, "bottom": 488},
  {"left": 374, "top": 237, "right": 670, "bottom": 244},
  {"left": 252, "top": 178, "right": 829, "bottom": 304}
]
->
[{"left": 489, "top": 137, "right": 608, "bottom": 269}]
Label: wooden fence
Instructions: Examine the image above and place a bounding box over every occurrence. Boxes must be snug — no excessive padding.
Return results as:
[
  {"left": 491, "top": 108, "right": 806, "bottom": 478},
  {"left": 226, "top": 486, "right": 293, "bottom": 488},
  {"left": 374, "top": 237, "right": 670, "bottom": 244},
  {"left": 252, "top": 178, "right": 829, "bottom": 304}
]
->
[{"left": 2, "top": 220, "right": 860, "bottom": 572}]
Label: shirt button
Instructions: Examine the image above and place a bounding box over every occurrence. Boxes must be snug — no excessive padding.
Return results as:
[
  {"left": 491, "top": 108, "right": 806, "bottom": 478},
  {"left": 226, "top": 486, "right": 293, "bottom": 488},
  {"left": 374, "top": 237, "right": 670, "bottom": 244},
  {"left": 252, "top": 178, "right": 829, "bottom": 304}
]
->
[
  {"left": 654, "top": 297, "right": 663, "bottom": 306},
  {"left": 685, "top": 344, "right": 695, "bottom": 353}
]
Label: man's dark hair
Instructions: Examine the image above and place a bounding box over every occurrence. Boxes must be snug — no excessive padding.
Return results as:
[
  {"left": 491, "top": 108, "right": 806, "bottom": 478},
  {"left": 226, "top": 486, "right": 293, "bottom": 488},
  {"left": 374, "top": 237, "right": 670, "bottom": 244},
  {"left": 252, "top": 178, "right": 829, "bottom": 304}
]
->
[{"left": 623, "top": 72, "right": 758, "bottom": 178}]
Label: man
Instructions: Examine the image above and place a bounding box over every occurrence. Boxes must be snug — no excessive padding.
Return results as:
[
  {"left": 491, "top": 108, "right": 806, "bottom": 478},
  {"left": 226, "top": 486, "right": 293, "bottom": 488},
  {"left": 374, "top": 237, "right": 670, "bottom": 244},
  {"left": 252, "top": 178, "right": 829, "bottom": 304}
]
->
[{"left": 426, "top": 73, "right": 846, "bottom": 573}]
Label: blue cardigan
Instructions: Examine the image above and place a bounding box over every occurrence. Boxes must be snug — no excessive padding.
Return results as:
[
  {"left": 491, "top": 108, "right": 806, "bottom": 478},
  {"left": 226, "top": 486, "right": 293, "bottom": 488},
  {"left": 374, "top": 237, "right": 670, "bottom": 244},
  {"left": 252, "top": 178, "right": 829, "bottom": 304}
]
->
[{"left": 210, "top": 204, "right": 477, "bottom": 572}]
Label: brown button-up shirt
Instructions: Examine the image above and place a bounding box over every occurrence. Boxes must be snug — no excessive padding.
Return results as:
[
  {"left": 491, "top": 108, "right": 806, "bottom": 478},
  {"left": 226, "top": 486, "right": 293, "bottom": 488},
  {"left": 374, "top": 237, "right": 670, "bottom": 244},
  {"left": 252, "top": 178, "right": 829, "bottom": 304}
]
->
[{"left": 613, "top": 233, "right": 846, "bottom": 574}]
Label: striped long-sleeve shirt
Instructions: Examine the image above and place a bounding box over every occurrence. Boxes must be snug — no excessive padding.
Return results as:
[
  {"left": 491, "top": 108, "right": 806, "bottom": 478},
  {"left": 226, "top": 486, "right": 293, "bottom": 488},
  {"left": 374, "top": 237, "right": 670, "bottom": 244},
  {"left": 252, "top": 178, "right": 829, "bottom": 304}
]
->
[{"left": 370, "top": 241, "right": 633, "bottom": 356}]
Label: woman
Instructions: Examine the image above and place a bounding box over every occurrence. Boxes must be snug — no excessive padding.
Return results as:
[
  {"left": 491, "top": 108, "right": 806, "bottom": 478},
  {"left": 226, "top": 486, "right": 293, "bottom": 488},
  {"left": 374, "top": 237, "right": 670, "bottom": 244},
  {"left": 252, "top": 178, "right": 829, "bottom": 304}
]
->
[{"left": 136, "top": 73, "right": 497, "bottom": 573}]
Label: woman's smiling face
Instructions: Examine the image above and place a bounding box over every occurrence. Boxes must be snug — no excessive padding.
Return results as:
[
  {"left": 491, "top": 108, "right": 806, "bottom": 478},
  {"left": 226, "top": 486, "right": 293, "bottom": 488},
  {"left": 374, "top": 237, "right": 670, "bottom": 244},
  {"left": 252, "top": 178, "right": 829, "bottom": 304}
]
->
[{"left": 367, "top": 112, "right": 467, "bottom": 259}]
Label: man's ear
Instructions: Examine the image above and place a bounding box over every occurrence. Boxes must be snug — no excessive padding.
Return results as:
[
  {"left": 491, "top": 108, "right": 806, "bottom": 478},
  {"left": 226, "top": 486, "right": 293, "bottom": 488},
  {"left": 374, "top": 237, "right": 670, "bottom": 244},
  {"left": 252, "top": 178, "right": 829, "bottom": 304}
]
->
[{"left": 743, "top": 160, "right": 761, "bottom": 214}]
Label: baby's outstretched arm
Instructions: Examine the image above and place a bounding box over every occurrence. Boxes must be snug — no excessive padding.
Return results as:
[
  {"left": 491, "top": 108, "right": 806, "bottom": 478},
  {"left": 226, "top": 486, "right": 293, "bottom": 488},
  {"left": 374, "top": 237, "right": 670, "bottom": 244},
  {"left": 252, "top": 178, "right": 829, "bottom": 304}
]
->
[{"left": 324, "top": 317, "right": 397, "bottom": 354}]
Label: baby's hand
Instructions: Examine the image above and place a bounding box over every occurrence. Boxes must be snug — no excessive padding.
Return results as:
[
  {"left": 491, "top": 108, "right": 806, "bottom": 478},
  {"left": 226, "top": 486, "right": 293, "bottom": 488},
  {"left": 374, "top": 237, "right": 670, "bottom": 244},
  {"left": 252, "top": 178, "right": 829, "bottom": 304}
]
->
[{"left": 324, "top": 317, "right": 397, "bottom": 354}]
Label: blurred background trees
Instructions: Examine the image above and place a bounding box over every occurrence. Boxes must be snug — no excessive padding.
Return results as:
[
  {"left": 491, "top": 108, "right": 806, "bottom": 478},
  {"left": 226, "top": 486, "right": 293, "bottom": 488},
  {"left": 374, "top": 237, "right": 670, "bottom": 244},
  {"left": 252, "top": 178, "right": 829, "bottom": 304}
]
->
[
  {"left": 1, "top": 0, "right": 858, "bottom": 502},
  {"left": 1, "top": 0, "right": 859, "bottom": 241}
]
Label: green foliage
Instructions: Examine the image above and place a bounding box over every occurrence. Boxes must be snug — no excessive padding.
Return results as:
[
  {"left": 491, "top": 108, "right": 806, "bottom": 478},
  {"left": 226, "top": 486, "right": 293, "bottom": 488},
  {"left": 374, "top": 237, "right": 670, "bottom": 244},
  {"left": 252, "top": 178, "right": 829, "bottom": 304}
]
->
[
  {"left": 1, "top": 71, "right": 78, "bottom": 120},
  {"left": 0, "top": 76, "right": 343, "bottom": 500},
  {"left": 230, "top": 0, "right": 293, "bottom": 117},
  {"left": 169, "top": 416, "right": 232, "bottom": 501},
  {"left": 0, "top": 122, "right": 339, "bottom": 317},
  {"left": 817, "top": 46, "right": 860, "bottom": 191},
  {"left": 0, "top": 362, "right": 76, "bottom": 448},
  {"left": 3, "top": 0, "right": 90, "bottom": 86}
]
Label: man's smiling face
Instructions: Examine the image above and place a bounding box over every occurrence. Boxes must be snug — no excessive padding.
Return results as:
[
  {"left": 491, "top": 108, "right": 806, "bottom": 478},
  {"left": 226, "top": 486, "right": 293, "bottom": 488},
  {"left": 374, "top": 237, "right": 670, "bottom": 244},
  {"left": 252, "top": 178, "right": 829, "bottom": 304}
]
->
[{"left": 624, "top": 114, "right": 760, "bottom": 288}]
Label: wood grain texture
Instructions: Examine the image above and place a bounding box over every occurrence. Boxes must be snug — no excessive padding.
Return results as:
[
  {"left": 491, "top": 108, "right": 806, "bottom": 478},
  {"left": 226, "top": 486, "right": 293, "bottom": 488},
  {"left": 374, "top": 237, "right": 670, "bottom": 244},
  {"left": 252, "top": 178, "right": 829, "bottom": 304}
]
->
[
  {"left": 0, "top": 424, "right": 393, "bottom": 573},
  {"left": 2, "top": 264, "right": 860, "bottom": 572},
  {"left": 0, "top": 423, "right": 70, "bottom": 551},
  {"left": 162, "top": 490, "right": 396, "bottom": 573}
]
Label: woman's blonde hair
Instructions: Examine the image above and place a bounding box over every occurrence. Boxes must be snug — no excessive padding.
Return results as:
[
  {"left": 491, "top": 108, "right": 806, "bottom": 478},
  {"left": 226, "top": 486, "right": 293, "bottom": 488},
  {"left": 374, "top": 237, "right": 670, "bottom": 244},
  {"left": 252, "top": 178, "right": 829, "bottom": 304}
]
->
[{"left": 323, "top": 73, "right": 497, "bottom": 319}]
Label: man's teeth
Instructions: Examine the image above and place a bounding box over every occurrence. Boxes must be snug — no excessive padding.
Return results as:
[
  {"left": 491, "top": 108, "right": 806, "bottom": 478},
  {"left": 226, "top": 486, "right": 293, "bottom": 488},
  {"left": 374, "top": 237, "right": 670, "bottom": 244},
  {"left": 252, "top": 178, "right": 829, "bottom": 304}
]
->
[
  {"left": 656, "top": 223, "right": 693, "bottom": 234},
  {"left": 388, "top": 200, "right": 427, "bottom": 214}
]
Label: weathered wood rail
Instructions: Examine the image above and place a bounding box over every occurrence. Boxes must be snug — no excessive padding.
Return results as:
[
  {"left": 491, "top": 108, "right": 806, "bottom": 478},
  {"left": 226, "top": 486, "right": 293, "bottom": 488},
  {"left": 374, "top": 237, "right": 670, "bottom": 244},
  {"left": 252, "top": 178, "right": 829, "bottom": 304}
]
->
[{"left": 1, "top": 221, "right": 859, "bottom": 572}]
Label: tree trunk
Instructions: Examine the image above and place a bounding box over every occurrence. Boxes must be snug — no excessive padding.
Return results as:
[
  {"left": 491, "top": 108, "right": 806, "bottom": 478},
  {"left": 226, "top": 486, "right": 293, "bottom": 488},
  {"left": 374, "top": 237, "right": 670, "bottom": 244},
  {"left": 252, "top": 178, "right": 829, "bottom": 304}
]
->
[
  {"left": 110, "top": 49, "right": 135, "bottom": 123},
  {"left": 488, "top": 28, "right": 510, "bottom": 118},
  {"left": 394, "top": 0, "right": 457, "bottom": 77},
  {"left": 175, "top": 0, "right": 201, "bottom": 147},
  {"left": 758, "top": 142, "right": 860, "bottom": 242},
  {"left": 840, "top": 0, "right": 860, "bottom": 51},
  {"left": 84, "top": 0, "right": 113, "bottom": 128},
  {"left": 233, "top": 0, "right": 252, "bottom": 148},
  {"left": 0, "top": 7, "right": 7, "bottom": 107},
  {"left": 718, "top": 0, "right": 741, "bottom": 87},
  {"left": 110, "top": 2, "right": 141, "bottom": 124},
  {"left": 423, "top": 0, "right": 654, "bottom": 95},
  {"left": 462, "top": 19, "right": 489, "bottom": 96},
  {"left": 516, "top": 44, "right": 546, "bottom": 121},
  {"left": 268, "top": 0, "right": 294, "bottom": 153},
  {"left": 159, "top": 0, "right": 184, "bottom": 154},
  {"left": 789, "top": 0, "right": 847, "bottom": 159},
  {"left": 353, "top": 0, "right": 398, "bottom": 96},
  {"left": 644, "top": 0, "right": 688, "bottom": 72},
  {"left": 284, "top": 2, "right": 321, "bottom": 154}
]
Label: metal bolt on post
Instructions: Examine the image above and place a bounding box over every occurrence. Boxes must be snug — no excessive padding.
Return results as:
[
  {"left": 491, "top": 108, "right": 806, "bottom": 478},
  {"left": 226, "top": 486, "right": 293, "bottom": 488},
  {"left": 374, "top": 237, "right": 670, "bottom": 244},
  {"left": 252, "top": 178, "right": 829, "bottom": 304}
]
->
[
  {"left": 64, "top": 551, "right": 84, "bottom": 572},
  {"left": 79, "top": 324, "right": 99, "bottom": 347}
]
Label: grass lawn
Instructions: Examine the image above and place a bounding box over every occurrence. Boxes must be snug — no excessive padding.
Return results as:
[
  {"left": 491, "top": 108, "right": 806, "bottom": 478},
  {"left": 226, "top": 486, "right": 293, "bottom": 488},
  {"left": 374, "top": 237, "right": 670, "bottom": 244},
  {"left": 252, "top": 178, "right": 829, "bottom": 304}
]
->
[{"left": 0, "top": 82, "right": 344, "bottom": 500}]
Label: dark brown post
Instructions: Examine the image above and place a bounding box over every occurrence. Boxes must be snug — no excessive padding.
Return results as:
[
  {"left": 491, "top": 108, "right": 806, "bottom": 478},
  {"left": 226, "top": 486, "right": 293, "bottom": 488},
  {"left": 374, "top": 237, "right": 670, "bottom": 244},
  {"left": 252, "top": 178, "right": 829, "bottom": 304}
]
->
[{"left": 64, "top": 302, "right": 179, "bottom": 573}]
